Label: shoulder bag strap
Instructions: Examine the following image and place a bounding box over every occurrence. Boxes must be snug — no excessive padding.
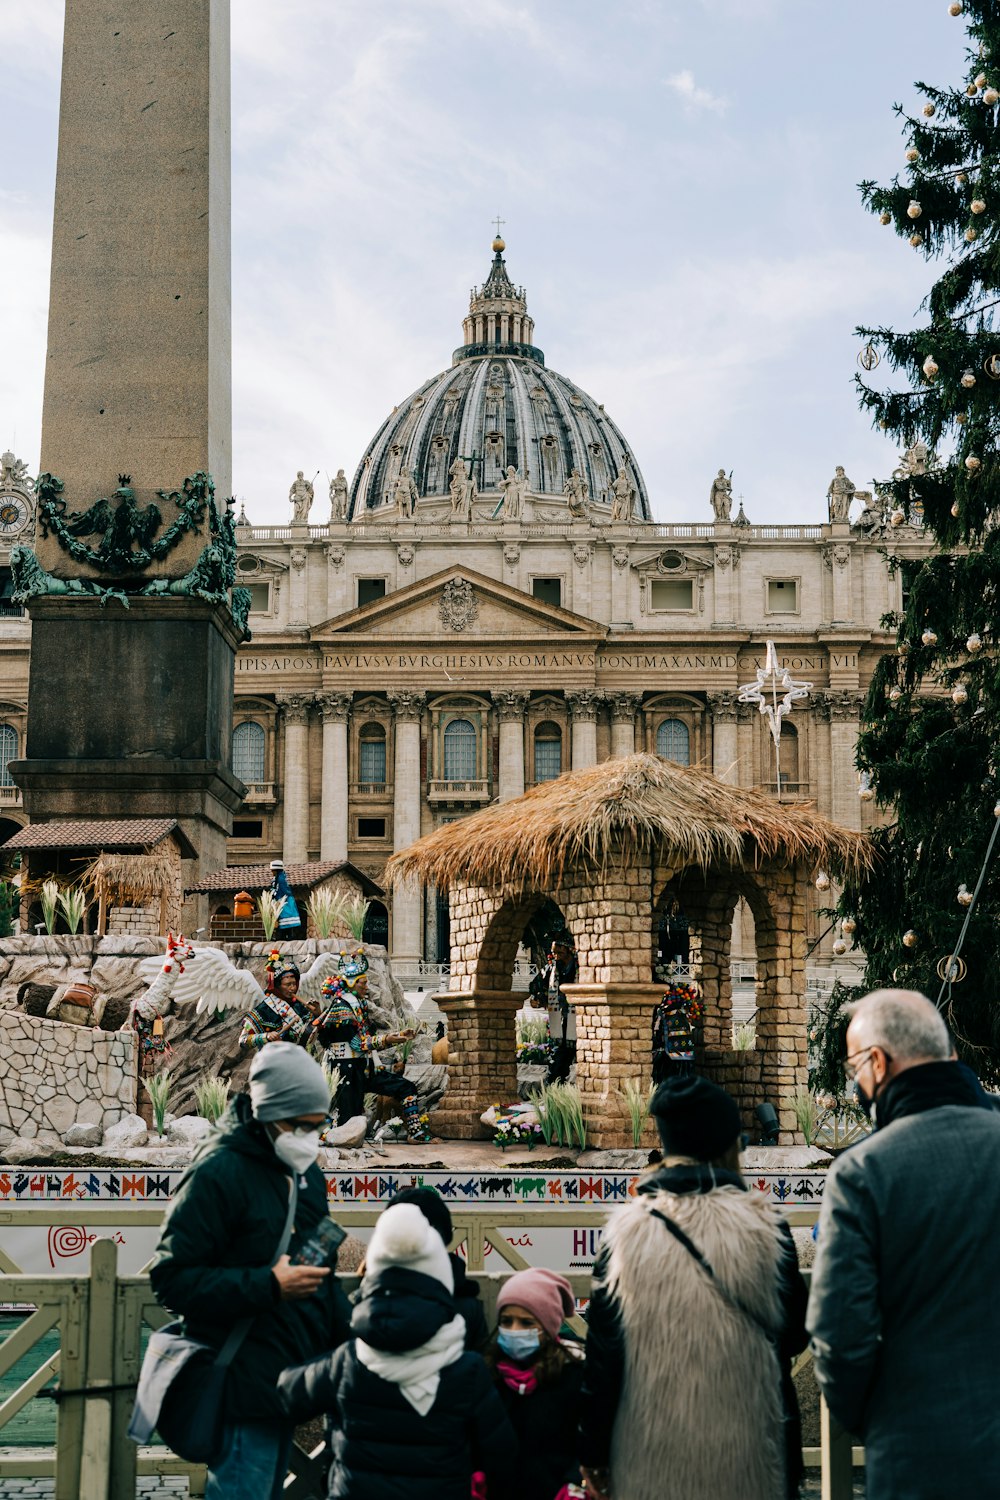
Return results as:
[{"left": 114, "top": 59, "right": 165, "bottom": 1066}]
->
[
  {"left": 213, "top": 1173, "right": 299, "bottom": 1372},
  {"left": 647, "top": 1206, "right": 773, "bottom": 1340}
]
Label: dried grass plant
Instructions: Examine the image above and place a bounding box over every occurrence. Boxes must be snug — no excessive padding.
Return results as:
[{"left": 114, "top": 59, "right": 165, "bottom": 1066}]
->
[{"left": 257, "top": 890, "right": 282, "bottom": 940}]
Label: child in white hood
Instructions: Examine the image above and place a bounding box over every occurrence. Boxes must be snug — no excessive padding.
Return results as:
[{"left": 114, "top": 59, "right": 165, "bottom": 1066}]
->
[{"left": 278, "top": 1201, "right": 516, "bottom": 1500}]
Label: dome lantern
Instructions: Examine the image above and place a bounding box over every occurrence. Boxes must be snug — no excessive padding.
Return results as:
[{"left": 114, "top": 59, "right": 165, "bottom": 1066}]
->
[{"left": 456, "top": 237, "right": 542, "bottom": 366}]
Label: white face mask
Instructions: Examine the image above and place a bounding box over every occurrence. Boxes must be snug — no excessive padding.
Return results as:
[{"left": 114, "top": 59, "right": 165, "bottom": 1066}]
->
[{"left": 272, "top": 1128, "right": 321, "bottom": 1173}]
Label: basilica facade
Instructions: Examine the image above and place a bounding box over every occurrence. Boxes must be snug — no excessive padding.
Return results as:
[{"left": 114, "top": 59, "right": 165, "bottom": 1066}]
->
[{"left": 0, "top": 239, "right": 932, "bottom": 965}]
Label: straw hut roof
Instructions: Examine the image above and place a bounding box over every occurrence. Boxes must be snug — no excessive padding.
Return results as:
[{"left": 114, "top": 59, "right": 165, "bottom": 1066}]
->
[
  {"left": 385, "top": 753, "right": 872, "bottom": 892},
  {"left": 83, "top": 849, "right": 179, "bottom": 908}
]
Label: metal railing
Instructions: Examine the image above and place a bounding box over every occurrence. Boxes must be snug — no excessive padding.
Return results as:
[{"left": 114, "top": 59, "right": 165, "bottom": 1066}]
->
[{"left": 0, "top": 1204, "right": 855, "bottom": 1499}]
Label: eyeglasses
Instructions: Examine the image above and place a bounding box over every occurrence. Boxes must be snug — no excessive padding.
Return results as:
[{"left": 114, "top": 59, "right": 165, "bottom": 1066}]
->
[
  {"left": 287, "top": 1115, "right": 333, "bottom": 1135},
  {"left": 844, "top": 1045, "right": 892, "bottom": 1082}
]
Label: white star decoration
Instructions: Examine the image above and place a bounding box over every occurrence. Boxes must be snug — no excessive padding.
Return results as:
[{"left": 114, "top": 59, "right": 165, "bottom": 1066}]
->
[{"left": 737, "top": 641, "right": 812, "bottom": 797}]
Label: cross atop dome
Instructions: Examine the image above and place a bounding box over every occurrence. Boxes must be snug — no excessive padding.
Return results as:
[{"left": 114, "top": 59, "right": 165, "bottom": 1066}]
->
[{"left": 457, "top": 232, "right": 541, "bottom": 365}]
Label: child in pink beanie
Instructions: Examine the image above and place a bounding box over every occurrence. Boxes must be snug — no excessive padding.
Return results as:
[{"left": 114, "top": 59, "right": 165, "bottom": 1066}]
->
[{"left": 481, "top": 1268, "right": 585, "bottom": 1500}]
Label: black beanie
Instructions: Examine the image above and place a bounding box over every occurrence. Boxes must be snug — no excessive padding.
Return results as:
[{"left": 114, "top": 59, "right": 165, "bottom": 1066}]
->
[
  {"left": 390, "top": 1186, "right": 453, "bottom": 1247},
  {"left": 649, "top": 1075, "right": 742, "bottom": 1160}
]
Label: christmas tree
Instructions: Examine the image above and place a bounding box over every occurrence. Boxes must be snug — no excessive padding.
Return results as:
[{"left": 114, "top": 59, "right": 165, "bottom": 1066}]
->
[{"left": 828, "top": 0, "right": 1000, "bottom": 1087}]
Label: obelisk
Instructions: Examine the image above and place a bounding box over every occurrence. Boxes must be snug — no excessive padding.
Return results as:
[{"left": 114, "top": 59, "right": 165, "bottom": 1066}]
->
[{"left": 11, "top": 1, "right": 244, "bottom": 911}]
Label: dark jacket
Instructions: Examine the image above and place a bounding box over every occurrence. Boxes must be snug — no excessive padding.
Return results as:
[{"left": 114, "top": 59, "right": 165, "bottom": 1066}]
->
[
  {"left": 279, "top": 1266, "right": 516, "bottom": 1500},
  {"left": 490, "top": 1346, "right": 585, "bottom": 1500},
  {"left": 578, "top": 1163, "right": 807, "bottom": 1500},
  {"left": 148, "top": 1092, "right": 351, "bottom": 1424},
  {"left": 808, "top": 1062, "right": 1000, "bottom": 1498},
  {"left": 451, "top": 1253, "right": 489, "bottom": 1353}
]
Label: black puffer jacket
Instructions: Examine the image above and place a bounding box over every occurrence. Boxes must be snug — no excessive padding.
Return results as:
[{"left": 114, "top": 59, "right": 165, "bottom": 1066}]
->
[
  {"left": 451, "top": 1253, "right": 489, "bottom": 1352},
  {"left": 149, "top": 1092, "right": 351, "bottom": 1423},
  {"left": 490, "top": 1346, "right": 585, "bottom": 1500},
  {"left": 279, "top": 1267, "right": 516, "bottom": 1499}
]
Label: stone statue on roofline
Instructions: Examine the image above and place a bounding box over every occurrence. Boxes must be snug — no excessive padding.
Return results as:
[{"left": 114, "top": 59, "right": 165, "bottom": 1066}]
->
[
  {"left": 329, "top": 468, "right": 348, "bottom": 521},
  {"left": 827, "top": 465, "right": 856, "bottom": 524},
  {"left": 611, "top": 465, "right": 636, "bottom": 522},
  {"left": 393, "top": 464, "right": 418, "bottom": 520},
  {"left": 564, "top": 467, "right": 589, "bottom": 519},
  {"left": 498, "top": 465, "right": 528, "bottom": 520},
  {"left": 709, "top": 468, "right": 732, "bottom": 521},
  {"left": 289, "top": 470, "right": 314, "bottom": 522},
  {"left": 449, "top": 456, "right": 477, "bottom": 520}
]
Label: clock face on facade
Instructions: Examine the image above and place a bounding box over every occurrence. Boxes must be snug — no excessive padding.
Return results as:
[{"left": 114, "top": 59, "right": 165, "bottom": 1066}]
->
[{"left": 0, "top": 496, "right": 29, "bottom": 533}]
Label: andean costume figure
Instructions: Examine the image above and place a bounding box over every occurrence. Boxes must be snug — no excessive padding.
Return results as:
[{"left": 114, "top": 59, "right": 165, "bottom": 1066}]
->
[
  {"left": 239, "top": 950, "right": 318, "bottom": 1049},
  {"left": 313, "top": 950, "right": 431, "bottom": 1142},
  {"left": 528, "top": 931, "right": 579, "bottom": 1084}
]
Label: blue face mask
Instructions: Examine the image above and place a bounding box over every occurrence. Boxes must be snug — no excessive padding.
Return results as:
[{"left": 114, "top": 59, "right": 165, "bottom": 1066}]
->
[{"left": 497, "top": 1327, "right": 541, "bottom": 1362}]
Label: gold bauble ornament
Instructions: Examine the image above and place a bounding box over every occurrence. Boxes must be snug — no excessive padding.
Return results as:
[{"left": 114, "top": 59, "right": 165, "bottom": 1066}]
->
[
  {"left": 967, "top": 83, "right": 979, "bottom": 97},
  {"left": 961, "top": 368, "right": 976, "bottom": 387},
  {"left": 859, "top": 777, "right": 875, "bottom": 803},
  {"left": 937, "top": 954, "right": 967, "bottom": 983},
  {"left": 985, "top": 88, "right": 1000, "bottom": 105},
  {"left": 922, "top": 354, "right": 938, "bottom": 377},
  {"left": 889, "top": 686, "right": 903, "bottom": 702},
  {"left": 976, "top": 72, "right": 988, "bottom": 88},
  {"left": 956, "top": 411, "right": 968, "bottom": 423},
  {"left": 949, "top": 1, "right": 962, "bottom": 11},
  {"left": 831, "top": 938, "right": 848, "bottom": 957},
  {"left": 815, "top": 870, "right": 831, "bottom": 892},
  {"left": 841, "top": 917, "right": 857, "bottom": 936},
  {"left": 967, "top": 632, "right": 982, "bottom": 652},
  {"left": 956, "top": 172, "right": 968, "bottom": 184},
  {"left": 984, "top": 353, "right": 1000, "bottom": 379},
  {"left": 923, "top": 102, "right": 936, "bottom": 117},
  {"left": 906, "top": 147, "right": 920, "bottom": 162},
  {"left": 965, "top": 454, "right": 982, "bottom": 470},
  {"left": 879, "top": 210, "right": 892, "bottom": 225},
  {"left": 902, "top": 929, "right": 918, "bottom": 948},
  {"left": 909, "top": 233, "right": 923, "bottom": 247},
  {"left": 907, "top": 201, "right": 923, "bottom": 219},
  {"left": 951, "top": 501, "right": 961, "bottom": 517},
  {"left": 971, "top": 198, "right": 987, "bottom": 214},
  {"left": 890, "top": 507, "right": 906, "bottom": 526},
  {"left": 952, "top": 683, "right": 968, "bottom": 705},
  {"left": 921, "top": 627, "right": 938, "bottom": 646},
  {"left": 957, "top": 884, "right": 974, "bottom": 907},
  {"left": 965, "top": 226, "right": 979, "bottom": 241}
]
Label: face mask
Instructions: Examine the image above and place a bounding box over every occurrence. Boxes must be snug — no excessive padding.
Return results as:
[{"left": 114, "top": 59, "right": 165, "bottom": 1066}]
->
[
  {"left": 273, "top": 1128, "right": 321, "bottom": 1173},
  {"left": 497, "top": 1328, "right": 541, "bottom": 1361}
]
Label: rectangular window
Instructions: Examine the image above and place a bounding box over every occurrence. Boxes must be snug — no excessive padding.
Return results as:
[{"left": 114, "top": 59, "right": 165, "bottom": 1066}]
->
[
  {"left": 534, "top": 739, "right": 562, "bottom": 782},
  {"left": 532, "top": 577, "right": 561, "bottom": 608},
  {"left": 231, "top": 819, "right": 263, "bottom": 839},
  {"left": 357, "top": 578, "right": 387, "bottom": 607},
  {"left": 766, "top": 579, "right": 798, "bottom": 613},
  {"left": 247, "top": 583, "right": 270, "bottom": 614},
  {"left": 649, "top": 579, "right": 694, "bottom": 611},
  {"left": 357, "top": 817, "right": 387, "bottom": 839},
  {"left": 0, "top": 568, "right": 23, "bottom": 618},
  {"left": 359, "top": 739, "right": 386, "bottom": 784}
]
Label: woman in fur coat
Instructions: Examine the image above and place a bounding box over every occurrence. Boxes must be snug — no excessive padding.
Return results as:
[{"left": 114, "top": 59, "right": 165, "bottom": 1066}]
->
[
  {"left": 577, "top": 1075, "right": 807, "bottom": 1500},
  {"left": 278, "top": 1202, "right": 515, "bottom": 1499}
]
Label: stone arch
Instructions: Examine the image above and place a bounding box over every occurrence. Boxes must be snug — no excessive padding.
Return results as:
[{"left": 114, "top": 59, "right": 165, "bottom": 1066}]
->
[{"left": 472, "top": 889, "right": 570, "bottom": 993}]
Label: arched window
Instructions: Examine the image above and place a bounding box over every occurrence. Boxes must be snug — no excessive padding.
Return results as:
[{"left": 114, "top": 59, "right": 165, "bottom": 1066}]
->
[
  {"left": 656, "top": 718, "right": 690, "bottom": 765},
  {"left": 778, "top": 722, "right": 799, "bottom": 788},
  {"left": 0, "top": 725, "right": 18, "bottom": 787},
  {"left": 443, "top": 719, "right": 477, "bottom": 781},
  {"left": 533, "top": 721, "right": 562, "bottom": 783},
  {"left": 232, "top": 721, "right": 265, "bottom": 784},
  {"left": 359, "top": 723, "right": 387, "bottom": 785}
]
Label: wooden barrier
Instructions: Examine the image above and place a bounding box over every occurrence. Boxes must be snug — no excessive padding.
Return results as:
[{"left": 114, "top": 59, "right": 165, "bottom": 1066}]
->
[{"left": 0, "top": 1205, "right": 857, "bottom": 1500}]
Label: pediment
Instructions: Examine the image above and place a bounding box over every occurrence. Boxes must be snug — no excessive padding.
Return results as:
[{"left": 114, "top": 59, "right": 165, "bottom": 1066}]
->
[
  {"left": 631, "top": 546, "right": 712, "bottom": 576},
  {"left": 313, "top": 564, "right": 607, "bottom": 641}
]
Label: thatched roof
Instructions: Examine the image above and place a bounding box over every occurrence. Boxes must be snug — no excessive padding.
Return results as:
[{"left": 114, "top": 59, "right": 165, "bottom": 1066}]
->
[
  {"left": 83, "top": 849, "right": 180, "bottom": 907},
  {"left": 385, "top": 753, "right": 872, "bottom": 892}
]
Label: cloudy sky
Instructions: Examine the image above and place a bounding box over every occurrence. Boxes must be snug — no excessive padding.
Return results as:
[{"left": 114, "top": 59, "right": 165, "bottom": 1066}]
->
[{"left": 0, "top": 1, "right": 969, "bottom": 525}]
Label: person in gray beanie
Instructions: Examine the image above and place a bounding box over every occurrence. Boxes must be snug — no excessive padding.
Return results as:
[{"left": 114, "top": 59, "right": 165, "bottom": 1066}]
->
[{"left": 149, "top": 1043, "right": 351, "bottom": 1499}]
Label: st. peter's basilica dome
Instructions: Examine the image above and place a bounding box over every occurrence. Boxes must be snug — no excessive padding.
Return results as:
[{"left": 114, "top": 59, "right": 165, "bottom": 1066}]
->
[{"left": 348, "top": 237, "right": 651, "bottom": 524}]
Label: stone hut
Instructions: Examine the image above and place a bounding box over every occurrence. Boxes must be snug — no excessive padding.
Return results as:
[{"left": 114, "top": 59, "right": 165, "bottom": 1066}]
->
[
  {"left": 386, "top": 753, "right": 868, "bottom": 1146},
  {"left": 188, "top": 859, "right": 387, "bottom": 942},
  {"left": 3, "top": 818, "right": 195, "bottom": 937}
]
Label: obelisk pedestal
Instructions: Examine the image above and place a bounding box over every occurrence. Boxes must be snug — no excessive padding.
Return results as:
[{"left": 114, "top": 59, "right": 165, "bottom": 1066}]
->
[{"left": 10, "top": 3, "right": 240, "bottom": 922}]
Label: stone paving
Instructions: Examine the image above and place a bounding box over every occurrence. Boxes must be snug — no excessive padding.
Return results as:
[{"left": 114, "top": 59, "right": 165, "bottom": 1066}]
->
[{"left": 0, "top": 1482, "right": 190, "bottom": 1498}]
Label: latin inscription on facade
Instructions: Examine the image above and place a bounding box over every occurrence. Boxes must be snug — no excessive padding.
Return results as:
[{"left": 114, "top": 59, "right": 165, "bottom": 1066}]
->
[{"left": 237, "top": 648, "right": 837, "bottom": 675}]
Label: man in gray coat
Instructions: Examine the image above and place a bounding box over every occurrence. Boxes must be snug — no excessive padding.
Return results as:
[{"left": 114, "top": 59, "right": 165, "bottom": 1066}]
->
[{"left": 807, "top": 988, "right": 1000, "bottom": 1498}]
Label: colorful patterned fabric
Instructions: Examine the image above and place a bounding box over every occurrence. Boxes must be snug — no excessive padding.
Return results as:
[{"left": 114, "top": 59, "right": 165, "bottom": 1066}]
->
[{"left": 239, "top": 996, "right": 312, "bottom": 1050}]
